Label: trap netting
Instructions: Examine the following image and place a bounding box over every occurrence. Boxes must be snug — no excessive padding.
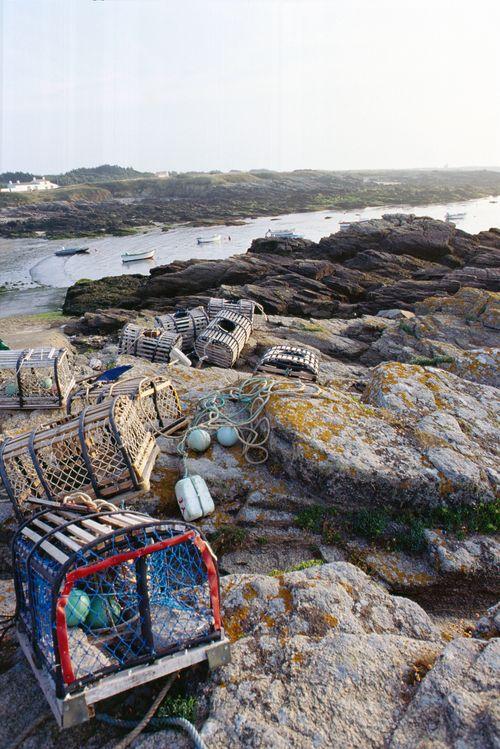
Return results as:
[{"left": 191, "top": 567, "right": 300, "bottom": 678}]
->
[
  {"left": 13, "top": 509, "right": 222, "bottom": 697},
  {"left": 67, "top": 376, "right": 183, "bottom": 436},
  {"left": 0, "top": 348, "right": 75, "bottom": 410},
  {"left": 0, "top": 395, "right": 159, "bottom": 517}
]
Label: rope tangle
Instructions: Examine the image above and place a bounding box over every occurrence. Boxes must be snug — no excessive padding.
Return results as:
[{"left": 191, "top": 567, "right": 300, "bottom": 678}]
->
[{"left": 177, "top": 375, "right": 322, "bottom": 469}]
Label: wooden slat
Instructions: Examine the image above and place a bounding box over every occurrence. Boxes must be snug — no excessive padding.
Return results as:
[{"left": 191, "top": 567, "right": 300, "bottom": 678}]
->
[
  {"left": 31, "top": 518, "right": 84, "bottom": 552},
  {"left": 21, "top": 527, "right": 69, "bottom": 564},
  {"left": 45, "top": 513, "right": 96, "bottom": 542}
]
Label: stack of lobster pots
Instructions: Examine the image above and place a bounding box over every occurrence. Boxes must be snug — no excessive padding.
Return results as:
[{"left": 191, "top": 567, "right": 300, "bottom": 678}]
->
[{"left": 0, "top": 308, "right": 237, "bottom": 727}]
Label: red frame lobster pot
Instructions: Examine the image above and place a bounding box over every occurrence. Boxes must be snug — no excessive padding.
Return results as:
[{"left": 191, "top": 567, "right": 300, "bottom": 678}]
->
[{"left": 12, "top": 509, "right": 228, "bottom": 725}]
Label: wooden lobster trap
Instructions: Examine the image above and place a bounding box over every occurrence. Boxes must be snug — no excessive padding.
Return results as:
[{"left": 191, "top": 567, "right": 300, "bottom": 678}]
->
[
  {"left": 194, "top": 309, "right": 253, "bottom": 368},
  {"left": 0, "top": 348, "right": 75, "bottom": 410},
  {"left": 0, "top": 396, "right": 159, "bottom": 518},
  {"left": 13, "top": 509, "right": 230, "bottom": 727},
  {"left": 154, "top": 307, "right": 209, "bottom": 352},
  {"left": 256, "top": 345, "right": 320, "bottom": 381},
  {"left": 67, "top": 376, "right": 184, "bottom": 437},
  {"left": 118, "top": 324, "right": 182, "bottom": 363},
  {"left": 207, "top": 297, "right": 257, "bottom": 324}
]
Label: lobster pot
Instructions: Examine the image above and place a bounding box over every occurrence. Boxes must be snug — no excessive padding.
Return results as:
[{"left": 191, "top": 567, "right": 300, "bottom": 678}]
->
[
  {"left": 194, "top": 310, "right": 253, "bottom": 368},
  {"left": 13, "top": 509, "right": 223, "bottom": 707},
  {"left": 257, "top": 345, "right": 320, "bottom": 381},
  {"left": 207, "top": 297, "right": 256, "bottom": 323},
  {"left": 67, "top": 376, "right": 183, "bottom": 437},
  {"left": 119, "top": 325, "right": 182, "bottom": 363},
  {"left": 0, "top": 348, "right": 75, "bottom": 410},
  {"left": 0, "top": 396, "right": 159, "bottom": 518},
  {"left": 154, "top": 307, "right": 209, "bottom": 352}
]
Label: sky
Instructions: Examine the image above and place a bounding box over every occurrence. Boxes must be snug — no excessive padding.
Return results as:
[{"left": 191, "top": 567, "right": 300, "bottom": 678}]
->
[{"left": 0, "top": 0, "right": 499, "bottom": 174}]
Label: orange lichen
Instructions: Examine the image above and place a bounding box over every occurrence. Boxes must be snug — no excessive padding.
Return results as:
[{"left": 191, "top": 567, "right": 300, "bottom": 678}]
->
[{"left": 224, "top": 604, "right": 250, "bottom": 642}]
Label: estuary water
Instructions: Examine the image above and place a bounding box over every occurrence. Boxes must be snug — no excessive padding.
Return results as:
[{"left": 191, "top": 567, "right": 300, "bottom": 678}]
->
[{"left": 0, "top": 195, "right": 498, "bottom": 318}]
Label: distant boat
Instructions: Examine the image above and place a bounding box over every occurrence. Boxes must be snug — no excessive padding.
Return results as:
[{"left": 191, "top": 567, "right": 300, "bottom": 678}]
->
[
  {"left": 265, "top": 228, "right": 303, "bottom": 239},
  {"left": 54, "top": 246, "right": 90, "bottom": 256},
  {"left": 197, "top": 234, "right": 222, "bottom": 244},
  {"left": 121, "top": 249, "right": 155, "bottom": 262},
  {"left": 445, "top": 212, "right": 466, "bottom": 221},
  {"left": 338, "top": 219, "right": 372, "bottom": 230},
  {"left": 490, "top": 200, "right": 497, "bottom": 204}
]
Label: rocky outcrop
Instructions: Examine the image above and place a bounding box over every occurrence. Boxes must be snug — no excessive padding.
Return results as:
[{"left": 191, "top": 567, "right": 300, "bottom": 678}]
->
[
  {"left": 367, "top": 287, "right": 500, "bottom": 386},
  {"left": 389, "top": 638, "right": 500, "bottom": 749},
  {"left": 63, "top": 216, "right": 500, "bottom": 317},
  {"left": 201, "top": 562, "right": 443, "bottom": 748},
  {"left": 264, "top": 361, "right": 499, "bottom": 509}
]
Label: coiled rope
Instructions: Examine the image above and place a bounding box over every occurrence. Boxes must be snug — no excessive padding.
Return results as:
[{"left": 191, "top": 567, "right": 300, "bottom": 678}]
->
[
  {"left": 97, "top": 711, "right": 209, "bottom": 749},
  {"left": 177, "top": 375, "right": 321, "bottom": 469}
]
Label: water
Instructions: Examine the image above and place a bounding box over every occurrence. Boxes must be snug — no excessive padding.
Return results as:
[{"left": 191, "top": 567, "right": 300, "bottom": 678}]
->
[{"left": 0, "top": 195, "right": 498, "bottom": 318}]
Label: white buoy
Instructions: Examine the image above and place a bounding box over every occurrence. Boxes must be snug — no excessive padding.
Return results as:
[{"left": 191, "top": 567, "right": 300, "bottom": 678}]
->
[
  {"left": 216, "top": 426, "right": 239, "bottom": 447},
  {"left": 170, "top": 347, "right": 192, "bottom": 367},
  {"left": 186, "top": 428, "right": 211, "bottom": 452},
  {"left": 175, "top": 475, "right": 215, "bottom": 521}
]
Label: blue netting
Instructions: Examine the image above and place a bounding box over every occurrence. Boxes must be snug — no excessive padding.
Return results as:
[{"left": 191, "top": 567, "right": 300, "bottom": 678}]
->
[
  {"left": 62, "top": 528, "right": 213, "bottom": 683},
  {"left": 13, "top": 516, "right": 217, "bottom": 691},
  {"left": 32, "top": 571, "right": 55, "bottom": 663}
]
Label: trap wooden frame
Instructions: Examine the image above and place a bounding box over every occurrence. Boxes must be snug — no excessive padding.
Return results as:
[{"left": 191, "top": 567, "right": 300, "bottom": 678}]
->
[
  {"left": 67, "top": 375, "right": 186, "bottom": 437},
  {"left": 154, "top": 307, "right": 209, "bottom": 352},
  {"left": 194, "top": 309, "right": 253, "bottom": 368},
  {"left": 0, "top": 348, "right": 75, "bottom": 410},
  {"left": 0, "top": 395, "right": 159, "bottom": 518},
  {"left": 13, "top": 509, "right": 230, "bottom": 728}
]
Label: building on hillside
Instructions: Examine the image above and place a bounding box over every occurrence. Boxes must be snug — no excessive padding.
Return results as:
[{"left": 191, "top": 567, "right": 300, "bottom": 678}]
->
[
  {"left": 1, "top": 177, "right": 59, "bottom": 193},
  {"left": 155, "top": 171, "right": 171, "bottom": 178}
]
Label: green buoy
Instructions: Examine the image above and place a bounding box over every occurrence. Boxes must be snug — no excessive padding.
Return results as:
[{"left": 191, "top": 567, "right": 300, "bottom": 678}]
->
[
  {"left": 86, "top": 595, "right": 121, "bottom": 629},
  {"left": 66, "top": 588, "right": 90, "bottom": 627}
]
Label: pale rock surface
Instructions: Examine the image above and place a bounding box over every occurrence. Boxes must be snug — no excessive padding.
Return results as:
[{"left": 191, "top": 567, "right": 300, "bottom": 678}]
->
[
  {"left": 200, "top": 562, "right": 442, "bottom": 748},
  {"left": 389, "top": 638, "right": 500, "bottom": 749},
  {"left": 264, "top": 361, "right": 499, "bottom": 508}
]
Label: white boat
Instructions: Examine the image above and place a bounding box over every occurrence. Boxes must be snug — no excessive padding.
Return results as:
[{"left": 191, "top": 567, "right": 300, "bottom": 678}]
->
[
  {"left": 338, "top": 219, "right": 372, "bottom": 230},
  {"left": 196, "top": 234, "right": 221, "bottom": 244},
  {"left": 121, "top": 249, "right": 155, "bottom": 262},
  {"left": 445, "top": 212, "right": 466, "bottom": 221},
  {"left": 265, "top": 228, "right": 303, "bottom": 239}
]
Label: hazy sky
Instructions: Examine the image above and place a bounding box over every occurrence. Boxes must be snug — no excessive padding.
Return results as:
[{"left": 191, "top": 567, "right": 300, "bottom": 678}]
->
[{"left": 0, "top": 0, "right": 499, "bottom": 174}]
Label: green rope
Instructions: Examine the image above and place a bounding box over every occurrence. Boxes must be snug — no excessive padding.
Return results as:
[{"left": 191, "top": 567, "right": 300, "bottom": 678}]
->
[{"left": 177, "top": 375, "right": 321, "bottom": 470}]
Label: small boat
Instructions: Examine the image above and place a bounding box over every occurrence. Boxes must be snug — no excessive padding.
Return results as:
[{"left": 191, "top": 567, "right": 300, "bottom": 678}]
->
[
  {"left": 121, "top": 249, "right": 155, "bottom": 262},
  {"left": 54, "top": 246, "right": 90, "bottom": 256},
  {"left": 265, "top": 228, "right": 303, "bottom": 239},
  {"left": 445, "top": 212, "right": 466, "bottom": 221},
  {"left": 338, "top": 219, "right": 372, "bottom": 230},
  {"left": 196, "top": 235, "right": 222, "bottom": 244}
]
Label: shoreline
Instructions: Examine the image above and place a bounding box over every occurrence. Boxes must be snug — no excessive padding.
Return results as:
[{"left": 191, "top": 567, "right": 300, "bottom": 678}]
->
[{"left": 1, "top": 195, "right": 499, "bottom": 320}]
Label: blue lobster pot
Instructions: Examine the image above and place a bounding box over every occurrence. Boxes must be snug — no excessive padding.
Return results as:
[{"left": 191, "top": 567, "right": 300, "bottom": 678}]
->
[{"left": 12, "top": 509, "right": 229, "bottom": 727}]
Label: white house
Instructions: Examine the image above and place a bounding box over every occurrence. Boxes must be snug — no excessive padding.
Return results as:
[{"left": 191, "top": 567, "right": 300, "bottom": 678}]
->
[{"left": 1, "top": 177, "right": 59, "bottom": 193}]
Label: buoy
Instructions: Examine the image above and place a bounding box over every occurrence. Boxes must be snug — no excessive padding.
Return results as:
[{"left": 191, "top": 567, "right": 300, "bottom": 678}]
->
[
  {"left": 216, "top": 426, "right": 239, "bottom": 447},
  {"left": 5, "top": 382, "right": 19, "bottom": 397},
  {"left": 40, "top": 376, "right": 53, "bottom": 389},
  {"left": 175, "top": 475, "right": 215, "bottom": 521},
  {"left": 66, "top": 588, "right": 90, "bottom": 627},
  {"left": 86, "top": 594, "right": 121, "bottom": 629},
  {"left": 186, "top": 428, "right": 211, "bottom": 453}
]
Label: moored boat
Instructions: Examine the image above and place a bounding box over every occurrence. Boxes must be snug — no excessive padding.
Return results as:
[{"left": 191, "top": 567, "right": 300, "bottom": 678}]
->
[
  {"left": 265, "top": 228, "right": 303, "bottom": 239},
  {"left": 445, "top": 212, "right": 466, "bottom": 221},
  {"left": 196, "top": 234, "right": 222, "bottom": 244},
  {"left": 54, "top": 246, "right": 90, "bottom": 256},
  {"left": 121, "top": 248, "right": 155, "bottom": 262}
]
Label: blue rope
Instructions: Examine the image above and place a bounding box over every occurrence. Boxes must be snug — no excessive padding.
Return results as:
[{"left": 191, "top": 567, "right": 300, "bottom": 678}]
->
[{"left": 96, "top": 712, "right": 209, "bottom": 749}]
